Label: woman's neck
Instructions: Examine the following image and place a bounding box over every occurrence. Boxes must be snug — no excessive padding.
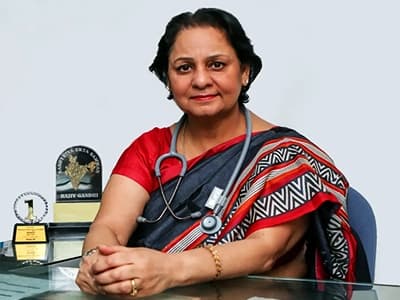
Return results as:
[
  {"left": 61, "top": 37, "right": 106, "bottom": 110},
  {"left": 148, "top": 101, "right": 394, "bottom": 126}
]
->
[{"left": 179, "top": 108, "right": 249, "bottom": 159}]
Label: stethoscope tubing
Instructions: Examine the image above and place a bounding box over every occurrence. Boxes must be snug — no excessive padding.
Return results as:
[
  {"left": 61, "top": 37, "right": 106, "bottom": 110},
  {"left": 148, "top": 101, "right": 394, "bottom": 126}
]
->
[
  {"left": 137, "top": 106, "right": 252, "bottom": 234},
  {"left": 213, "top": 107, "right": 252, "bottom": 217}
]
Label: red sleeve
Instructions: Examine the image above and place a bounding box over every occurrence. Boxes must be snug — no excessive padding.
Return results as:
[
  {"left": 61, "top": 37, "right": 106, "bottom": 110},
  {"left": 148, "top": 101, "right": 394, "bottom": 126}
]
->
[
  {"left": 112, "top": 126, "right": 251, "bottom": 194},
  {"left": 112, "top": 127, "right": 171, "bottom": 193}
]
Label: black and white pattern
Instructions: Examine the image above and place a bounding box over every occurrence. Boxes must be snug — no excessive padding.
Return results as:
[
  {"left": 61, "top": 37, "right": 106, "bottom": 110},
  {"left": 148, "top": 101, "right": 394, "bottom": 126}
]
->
[
  {"left": 205, "top": 139, "right": 350, "bottom": 279},
  {"left": 168, "top": 134, "right": 351, "bottom": 280}
]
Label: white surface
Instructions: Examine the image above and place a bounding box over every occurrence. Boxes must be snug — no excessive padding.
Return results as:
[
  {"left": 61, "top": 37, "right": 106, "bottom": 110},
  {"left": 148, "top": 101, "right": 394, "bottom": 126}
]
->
[{"left": 1, "top": 0, "right": 399, "bottom": 284}]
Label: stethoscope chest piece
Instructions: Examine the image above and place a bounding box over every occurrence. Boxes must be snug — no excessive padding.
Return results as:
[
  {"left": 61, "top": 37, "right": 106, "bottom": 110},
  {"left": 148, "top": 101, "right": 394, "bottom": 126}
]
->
[{"left": 200, "top": 215, "right": 222, "bottom": 235}]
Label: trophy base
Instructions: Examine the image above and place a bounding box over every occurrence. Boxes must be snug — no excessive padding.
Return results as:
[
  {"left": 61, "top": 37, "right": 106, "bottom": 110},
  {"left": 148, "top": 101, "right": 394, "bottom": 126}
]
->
[
  {"left": 13, "top": 223, "right": 49, "bottom": 243},
  {"left": 12, "top": 223, "right": 49, "bottom": 262}
]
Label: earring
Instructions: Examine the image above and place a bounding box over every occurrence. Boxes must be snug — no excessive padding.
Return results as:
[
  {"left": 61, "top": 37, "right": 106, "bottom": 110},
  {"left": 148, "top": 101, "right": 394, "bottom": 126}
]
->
[
  {"left": 166, "top": 84, "right": 173, "bottom": 100},
  {"left": 243, "top": 78, "right": 249, "bottom": 87}
]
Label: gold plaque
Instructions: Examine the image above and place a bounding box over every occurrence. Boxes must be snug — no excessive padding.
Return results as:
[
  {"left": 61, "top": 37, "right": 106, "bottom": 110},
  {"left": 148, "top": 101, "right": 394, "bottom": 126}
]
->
[{"left": 13, "top": 223, "right": 48, "bottom": 243}]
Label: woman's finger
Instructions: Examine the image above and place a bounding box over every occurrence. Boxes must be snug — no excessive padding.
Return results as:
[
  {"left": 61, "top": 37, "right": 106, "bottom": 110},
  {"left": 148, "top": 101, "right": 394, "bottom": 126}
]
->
[
  {"left": 94, "top": 263, "right": 136, "bottom": 285},
  {"left": 92, "top": 250, "right": 136, "bottom": 274},
  {"left": 97, "top": 244, "right": 127, "bottom": 255},
  {"left": 97, "top": 278, "right": 141, "bottom": 296},
  {"left": 76, "top": 270, "right": 99, "bottom": 294}
]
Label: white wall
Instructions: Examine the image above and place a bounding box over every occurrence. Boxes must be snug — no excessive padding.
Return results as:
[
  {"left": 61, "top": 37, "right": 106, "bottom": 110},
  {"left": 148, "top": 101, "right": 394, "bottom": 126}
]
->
[{"left": 1, "top": 0, "right": 399, "bottom": 285}]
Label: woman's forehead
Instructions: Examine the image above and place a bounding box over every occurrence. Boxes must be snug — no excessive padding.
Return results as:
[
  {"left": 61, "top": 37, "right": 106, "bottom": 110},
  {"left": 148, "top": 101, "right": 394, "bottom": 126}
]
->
[{"left": 169, "top": 27, "right": 233, "bottom": 57}]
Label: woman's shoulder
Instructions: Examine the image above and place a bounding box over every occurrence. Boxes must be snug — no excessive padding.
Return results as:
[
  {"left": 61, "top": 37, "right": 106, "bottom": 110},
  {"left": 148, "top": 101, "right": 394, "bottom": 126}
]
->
[
  {"left": 122, "top": 126, "right": 171, "bottom": 155},
  {"left": 266, "top": 126, "right": 306, "bottom": 140},
  {"left": 250, "top": 112, "right": 330, "bottom": 159},
  {"left": 254, "top": 125, "right": 305, "bottom": 140},
  {"left": 256, "top": 126, "right": 335, "bottom": 164},
  {"left": 139, "top": 126, "right": 171, "bottom": 143},
  {"left": 137, "top": 126, "right": 171, "bottom": 141},
  {"left": 251, "top": 112, "right": 305, "bottom": 140}
]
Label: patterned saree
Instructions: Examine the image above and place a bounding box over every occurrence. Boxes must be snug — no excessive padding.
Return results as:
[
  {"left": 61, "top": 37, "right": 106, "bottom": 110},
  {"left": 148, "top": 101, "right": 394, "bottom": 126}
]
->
[{"left": 128, "top": 127, "right": 369, "bottom": 283}]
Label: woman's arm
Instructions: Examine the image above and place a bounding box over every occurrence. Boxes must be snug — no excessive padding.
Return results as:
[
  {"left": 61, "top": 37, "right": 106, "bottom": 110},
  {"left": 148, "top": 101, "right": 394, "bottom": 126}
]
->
[
  {"left": 76, "top": 174, "right": 149, "bottom": 294},
  {"left": 91, "top": 214, "right": 309, "bottom": 297},
  {"left": 81, "top": 174, "right": 150, "bottom": 253},
  {"left": 171, "top": 214, "right": 309, "bottom": 285}
]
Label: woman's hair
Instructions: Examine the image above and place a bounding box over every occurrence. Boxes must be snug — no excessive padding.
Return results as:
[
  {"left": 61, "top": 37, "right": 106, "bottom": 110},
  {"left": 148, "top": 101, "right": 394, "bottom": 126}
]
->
[{"left": 149, "top": 8, "right": 262, "bottom": 103}]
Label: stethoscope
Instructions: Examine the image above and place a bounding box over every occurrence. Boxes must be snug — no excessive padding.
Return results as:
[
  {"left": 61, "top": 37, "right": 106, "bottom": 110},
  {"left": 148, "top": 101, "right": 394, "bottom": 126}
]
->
[{"left": 137, "top": 107, "right": 252, "bottom": 235}]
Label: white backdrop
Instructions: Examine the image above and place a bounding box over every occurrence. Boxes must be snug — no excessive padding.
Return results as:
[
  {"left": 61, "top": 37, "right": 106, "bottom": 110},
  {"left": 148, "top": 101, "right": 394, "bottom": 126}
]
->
[{"left": 1, "top": 0, "right": 399, "bottom": 285}]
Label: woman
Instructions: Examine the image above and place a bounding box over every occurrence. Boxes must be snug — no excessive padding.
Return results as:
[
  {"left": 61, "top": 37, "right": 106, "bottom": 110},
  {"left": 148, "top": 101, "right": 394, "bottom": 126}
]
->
[{"left": 76, "top": 8, "right": 366, "bottom": 298}]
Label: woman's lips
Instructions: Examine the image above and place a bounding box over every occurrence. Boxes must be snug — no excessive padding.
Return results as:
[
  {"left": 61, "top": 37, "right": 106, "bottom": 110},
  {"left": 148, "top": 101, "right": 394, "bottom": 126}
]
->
[{"left": 191, "top": 94, "right": 217, "bottom": 101}]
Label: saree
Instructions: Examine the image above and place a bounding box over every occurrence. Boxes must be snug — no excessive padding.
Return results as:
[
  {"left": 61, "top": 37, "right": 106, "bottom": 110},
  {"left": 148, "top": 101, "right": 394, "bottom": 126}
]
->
[{"left": 127, "top": 127, "right": 368, "bottom": 283}]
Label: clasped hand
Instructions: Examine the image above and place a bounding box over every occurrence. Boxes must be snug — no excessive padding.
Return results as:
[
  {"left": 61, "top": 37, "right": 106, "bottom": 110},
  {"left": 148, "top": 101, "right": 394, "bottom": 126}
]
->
[{"left": 75, "top": 245, "right": 174, "bottom": 297}]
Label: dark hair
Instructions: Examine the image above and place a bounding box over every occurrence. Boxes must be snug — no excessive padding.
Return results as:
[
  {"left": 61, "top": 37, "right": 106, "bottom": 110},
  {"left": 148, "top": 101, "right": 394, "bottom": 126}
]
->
[{"left": 149, "top": 8, "right": 262, "bottom": 103}]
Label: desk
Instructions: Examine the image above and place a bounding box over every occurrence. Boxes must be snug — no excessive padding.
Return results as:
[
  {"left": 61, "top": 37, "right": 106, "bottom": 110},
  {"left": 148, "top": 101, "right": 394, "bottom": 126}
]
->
[{"left": 1, "top": 244, "right": 399, "bottom": 299}]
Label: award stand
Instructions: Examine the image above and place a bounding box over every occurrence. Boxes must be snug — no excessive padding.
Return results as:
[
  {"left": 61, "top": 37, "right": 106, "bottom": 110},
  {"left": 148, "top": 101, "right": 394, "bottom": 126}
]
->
[
  {"left": 54, "top": 145, "right": 102, "bottom": 223},
  {"left": 50, "top": 145, "right": 102, "bottom": 261},
  {"left": 12, "top": 192, "right": 49, "bottom": 263}
]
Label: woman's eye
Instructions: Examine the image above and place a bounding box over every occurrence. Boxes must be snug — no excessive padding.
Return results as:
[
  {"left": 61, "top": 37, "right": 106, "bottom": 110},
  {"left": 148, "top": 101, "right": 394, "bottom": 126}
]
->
[
  {"left": 210, "top": 61, "right": 225, "bottom": 70},
  {"left": 176, "top": 64, "right": 192, "bottom": 72}
]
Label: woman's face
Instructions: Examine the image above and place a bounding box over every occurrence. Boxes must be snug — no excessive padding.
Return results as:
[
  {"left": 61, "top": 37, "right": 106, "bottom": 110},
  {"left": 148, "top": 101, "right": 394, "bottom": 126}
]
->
[{"left": 167, "top": 26, "right": 249, "bottom": 118}]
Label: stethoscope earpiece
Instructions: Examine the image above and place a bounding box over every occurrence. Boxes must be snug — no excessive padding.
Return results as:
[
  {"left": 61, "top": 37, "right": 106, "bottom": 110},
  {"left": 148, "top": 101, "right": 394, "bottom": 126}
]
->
[{"left": 200, "top": 215, "right": 222, "bottom": 235}]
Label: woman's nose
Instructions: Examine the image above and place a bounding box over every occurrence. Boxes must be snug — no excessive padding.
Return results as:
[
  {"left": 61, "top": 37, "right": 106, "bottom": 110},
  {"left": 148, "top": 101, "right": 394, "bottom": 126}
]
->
[{"left": 192, "top": 67, "right": 212, "bottom": 88}]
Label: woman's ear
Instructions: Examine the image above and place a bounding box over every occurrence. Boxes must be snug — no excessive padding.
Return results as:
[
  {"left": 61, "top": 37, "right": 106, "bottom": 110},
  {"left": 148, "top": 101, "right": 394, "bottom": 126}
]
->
[
  {"left": 241, "top": 64, "right": 250, "bottom": 86},
  {"left": 165, "top": 76, "right": 170, "bottom": 89}
]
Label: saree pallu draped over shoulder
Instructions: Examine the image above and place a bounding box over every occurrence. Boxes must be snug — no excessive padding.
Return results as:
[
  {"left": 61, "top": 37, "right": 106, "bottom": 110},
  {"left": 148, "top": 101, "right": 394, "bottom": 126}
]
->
[{"left": 128, "top": 127, "right": 362, "bottom": 283}]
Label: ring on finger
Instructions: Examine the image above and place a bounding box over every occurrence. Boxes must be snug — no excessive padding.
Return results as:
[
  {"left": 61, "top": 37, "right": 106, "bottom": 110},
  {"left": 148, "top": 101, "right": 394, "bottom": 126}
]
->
[{"left": 130, "top": 279, "right": 138, "bottom": 297}]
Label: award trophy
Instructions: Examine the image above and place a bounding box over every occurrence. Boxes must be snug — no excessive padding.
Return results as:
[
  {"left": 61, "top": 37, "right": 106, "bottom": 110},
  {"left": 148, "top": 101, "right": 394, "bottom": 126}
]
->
[
  {"left": 12, "top": 192, "right": 49, "bottom": 262},
  {"left": 51, "top": 145, "right": 102, "bottom": 261},
  {"left": 54, "top": 145, "right": 102, "bottom": 223}
]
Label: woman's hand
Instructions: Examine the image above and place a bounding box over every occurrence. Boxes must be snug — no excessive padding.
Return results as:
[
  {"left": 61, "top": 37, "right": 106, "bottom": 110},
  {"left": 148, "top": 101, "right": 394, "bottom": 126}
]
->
[
  {"left": 91, "top": 245, "right": 175, "bottom": 297},
  {"left": 75, "top": 249, "right": 101, "bottom": 295}
]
